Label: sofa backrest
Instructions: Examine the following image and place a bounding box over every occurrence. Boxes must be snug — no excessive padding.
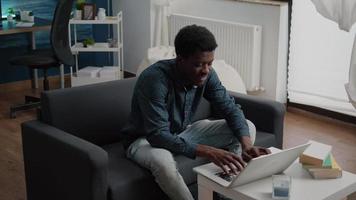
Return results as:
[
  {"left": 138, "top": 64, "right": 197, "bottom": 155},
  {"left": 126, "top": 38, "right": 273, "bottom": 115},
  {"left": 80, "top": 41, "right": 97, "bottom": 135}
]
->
[
  {"left": 41, "top": 77, "right": 212, "bottom": 146},
  {"left": 41, "top": 78, "right": 137, "bottom": 145}
]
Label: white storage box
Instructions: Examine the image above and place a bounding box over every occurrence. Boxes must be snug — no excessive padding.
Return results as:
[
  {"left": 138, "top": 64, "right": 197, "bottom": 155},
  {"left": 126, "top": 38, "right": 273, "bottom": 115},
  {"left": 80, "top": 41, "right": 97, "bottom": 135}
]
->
[
  {"left": 77, "top": 66, "right": 102, "bottom": 78},
  {"left": 99, "top": 66, "right": 120, "bottom": 78}
]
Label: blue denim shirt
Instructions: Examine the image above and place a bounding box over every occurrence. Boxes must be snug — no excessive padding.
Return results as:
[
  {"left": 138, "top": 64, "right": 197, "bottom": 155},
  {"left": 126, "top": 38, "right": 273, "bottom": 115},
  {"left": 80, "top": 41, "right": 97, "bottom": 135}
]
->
[{"left": 124, "top": 59, "right": 249, "bottom": 158}]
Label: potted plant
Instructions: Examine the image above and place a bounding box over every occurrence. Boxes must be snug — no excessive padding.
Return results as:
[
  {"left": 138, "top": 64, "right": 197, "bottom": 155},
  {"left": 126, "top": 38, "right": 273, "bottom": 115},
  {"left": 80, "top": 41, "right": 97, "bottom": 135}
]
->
[
  {"left": 75, "top": 0, "right": 85, "bottom": 20},
  {"left": 83, "top": 37, "right": 95, "bottom": 48},
  {"left": 7, "top": 8, "right": 15, "bottom": 22}
]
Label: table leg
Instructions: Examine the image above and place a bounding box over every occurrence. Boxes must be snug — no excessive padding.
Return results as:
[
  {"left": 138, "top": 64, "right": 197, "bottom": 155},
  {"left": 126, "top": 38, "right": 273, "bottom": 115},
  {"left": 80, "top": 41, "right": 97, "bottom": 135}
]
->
[
  {"left": 60, "top": 64, "right": 64, "bottom": 88},
  {"left": 198, "top": 184, "right": 213, "bottom": 200}
]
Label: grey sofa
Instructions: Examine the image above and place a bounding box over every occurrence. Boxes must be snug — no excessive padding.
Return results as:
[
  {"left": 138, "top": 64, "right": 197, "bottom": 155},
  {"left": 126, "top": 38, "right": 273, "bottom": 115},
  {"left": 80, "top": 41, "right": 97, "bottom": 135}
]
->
[{"left": 21, "top": 77, "right": 285, "bottom": 200}]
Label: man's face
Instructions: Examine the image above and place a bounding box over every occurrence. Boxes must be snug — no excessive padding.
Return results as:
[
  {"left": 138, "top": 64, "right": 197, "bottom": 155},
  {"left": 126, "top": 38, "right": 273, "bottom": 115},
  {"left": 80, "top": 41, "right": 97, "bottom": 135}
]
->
[{"left": 177, "top": 51, "right": 214, "bottom": 86}]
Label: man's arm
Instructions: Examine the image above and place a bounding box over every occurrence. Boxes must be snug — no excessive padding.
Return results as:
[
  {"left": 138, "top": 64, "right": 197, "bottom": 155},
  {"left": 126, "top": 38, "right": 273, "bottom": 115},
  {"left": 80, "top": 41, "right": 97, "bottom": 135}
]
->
[
  {"left": 203, "top": 69, "right": 250, "bottom": 144},
  {"left": 203, "top": 69, "right": 270, "bottom": 160}
]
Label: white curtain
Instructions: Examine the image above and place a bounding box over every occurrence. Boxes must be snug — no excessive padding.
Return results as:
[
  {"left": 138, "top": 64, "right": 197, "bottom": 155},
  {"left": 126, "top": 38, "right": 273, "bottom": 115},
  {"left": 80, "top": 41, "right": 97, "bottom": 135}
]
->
[
  {"left": 310, "top": 0, "right": 356, "bottom": 108},
  {"left": 152, "top": 0, "right": 172, "bottom": 46},
  {"left": 288, "top": 0, "right": 356, "bottom": 116},
  {"left": 310, "top": 0, "right": 356, "bottom": 32}
]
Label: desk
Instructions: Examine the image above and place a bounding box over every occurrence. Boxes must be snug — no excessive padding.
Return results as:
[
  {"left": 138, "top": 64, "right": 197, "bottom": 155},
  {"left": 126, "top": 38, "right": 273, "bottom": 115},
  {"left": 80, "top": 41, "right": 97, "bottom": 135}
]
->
[
  {"left": 197, "top": 162, "right": 356, "bottom": 200},
  {"left": 0, "top": 18, "right": 62, "bottom": 88},
  {"left": 0, "top": 17, "right": 51, "bottom": 35}
]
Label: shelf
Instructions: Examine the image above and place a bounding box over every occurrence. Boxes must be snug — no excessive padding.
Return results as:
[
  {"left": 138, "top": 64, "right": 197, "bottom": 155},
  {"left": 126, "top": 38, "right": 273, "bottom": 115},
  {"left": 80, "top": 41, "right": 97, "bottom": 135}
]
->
[
  {"left": 69, "top": 17, "right": 119, "bottom": 24},
  {"left": 69, "top": 11, "right": 124, "bottom": 87},
  {"left": 71, "top": 43, "right": 121, "bottom": 52}
]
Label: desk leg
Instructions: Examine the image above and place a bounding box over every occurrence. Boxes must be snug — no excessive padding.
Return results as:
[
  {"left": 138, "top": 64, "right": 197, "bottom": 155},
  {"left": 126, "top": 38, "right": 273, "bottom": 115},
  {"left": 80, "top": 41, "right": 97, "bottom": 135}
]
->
[
  {"left": 33, "top": 69, "right": 38, "bottom": 89},
  {"left": 198, "top": 184, "right": 213, "bottom": 200},
  {"left": 31, "top": 32, "right": 39, "bottom": 89},
  {"left": 28, "top": 68, "right": 38, "bottom": 89}
]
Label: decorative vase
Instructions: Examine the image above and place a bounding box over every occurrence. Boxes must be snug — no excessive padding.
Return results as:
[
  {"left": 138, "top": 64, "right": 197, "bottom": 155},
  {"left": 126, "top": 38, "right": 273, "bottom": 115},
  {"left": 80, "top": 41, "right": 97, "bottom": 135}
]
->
[
  {"left": 75, "top": 10, "right": 82, "bottom": 20},
  {"left": 28, "top": 16, "right": 34, "bottom": 22},
  {"left": 84, "top": 44, "right": 94, "bottom": 48},
  {"left": 7, "top": 14, "right": 13, "bottom": 22},
  {"left": 97, "top": 8, "right": 106, "bottom": 20}
]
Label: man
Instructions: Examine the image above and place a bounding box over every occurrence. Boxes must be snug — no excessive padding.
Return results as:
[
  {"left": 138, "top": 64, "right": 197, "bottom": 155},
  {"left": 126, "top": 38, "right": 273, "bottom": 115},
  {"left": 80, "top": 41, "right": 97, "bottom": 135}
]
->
[{"left": 124, "top": 25, "right": 270, "bottom": 200}]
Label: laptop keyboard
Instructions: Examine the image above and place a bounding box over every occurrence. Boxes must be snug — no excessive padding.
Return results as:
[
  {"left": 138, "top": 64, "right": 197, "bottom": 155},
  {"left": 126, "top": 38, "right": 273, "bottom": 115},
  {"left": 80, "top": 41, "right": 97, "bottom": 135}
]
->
[{"left": 215, "top": 171, "right": 238, "bottom": 182}]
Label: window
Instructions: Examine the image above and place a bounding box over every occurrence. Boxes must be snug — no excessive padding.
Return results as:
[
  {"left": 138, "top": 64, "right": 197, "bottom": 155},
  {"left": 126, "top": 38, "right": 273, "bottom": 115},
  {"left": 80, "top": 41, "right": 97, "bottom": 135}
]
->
[{"left": 288, "top": 0, "right": 356, "bottom": 116}]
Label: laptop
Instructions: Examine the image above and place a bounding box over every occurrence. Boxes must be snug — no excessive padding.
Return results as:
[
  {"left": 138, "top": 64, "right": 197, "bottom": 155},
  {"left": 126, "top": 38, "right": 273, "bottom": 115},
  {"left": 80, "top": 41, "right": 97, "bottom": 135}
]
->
[{"left": 193, "top": 143, "right": 311, "bottom": 188}]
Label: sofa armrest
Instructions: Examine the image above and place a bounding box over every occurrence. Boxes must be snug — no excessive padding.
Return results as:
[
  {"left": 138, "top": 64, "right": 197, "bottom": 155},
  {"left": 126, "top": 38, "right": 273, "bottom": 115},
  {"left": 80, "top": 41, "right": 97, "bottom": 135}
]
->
[
  {"left": 22, "top": 120, "right": 108, "bottom": 200},
  {"left": 229, "top": 92, "right": 286, "bottom": 148}
]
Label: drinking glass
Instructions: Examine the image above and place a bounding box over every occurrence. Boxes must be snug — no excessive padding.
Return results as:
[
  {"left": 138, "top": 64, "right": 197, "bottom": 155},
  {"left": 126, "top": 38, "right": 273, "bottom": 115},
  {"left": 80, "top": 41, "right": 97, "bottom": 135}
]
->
[{"left": 272, "top": 174, "right": 291, "bottom": 199}]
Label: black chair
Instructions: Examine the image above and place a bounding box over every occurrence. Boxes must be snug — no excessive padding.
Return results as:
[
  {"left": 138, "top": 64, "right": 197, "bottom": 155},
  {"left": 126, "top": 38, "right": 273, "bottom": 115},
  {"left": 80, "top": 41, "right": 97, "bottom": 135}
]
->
[{"left": 9, "top": 0, "right": 74, "bottom": 118}]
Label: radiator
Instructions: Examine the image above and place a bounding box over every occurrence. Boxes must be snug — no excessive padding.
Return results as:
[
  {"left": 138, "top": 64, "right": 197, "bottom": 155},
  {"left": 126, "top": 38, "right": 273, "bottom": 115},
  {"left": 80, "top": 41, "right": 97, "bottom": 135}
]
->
[{"left": 169, "top": 14, "right": 262, "bottom": 92}]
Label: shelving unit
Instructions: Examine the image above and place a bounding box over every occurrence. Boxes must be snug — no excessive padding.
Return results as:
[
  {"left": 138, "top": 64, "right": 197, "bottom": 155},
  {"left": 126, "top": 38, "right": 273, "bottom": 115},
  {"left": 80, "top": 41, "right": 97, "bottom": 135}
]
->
[{"left": 68, "top": 12, "right": 123, "bottom": 87}]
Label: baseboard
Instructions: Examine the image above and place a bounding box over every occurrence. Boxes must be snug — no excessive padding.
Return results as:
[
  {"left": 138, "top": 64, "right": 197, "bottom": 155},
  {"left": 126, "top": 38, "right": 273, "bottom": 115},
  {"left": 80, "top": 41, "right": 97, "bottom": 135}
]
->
[{"left": 287, "top": 102, "right": 356, "bottom": 125}]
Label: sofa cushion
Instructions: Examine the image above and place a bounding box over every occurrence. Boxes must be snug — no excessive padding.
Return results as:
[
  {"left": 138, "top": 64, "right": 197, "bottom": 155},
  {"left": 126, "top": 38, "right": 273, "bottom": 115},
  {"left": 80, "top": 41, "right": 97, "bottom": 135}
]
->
[
  {"left": 41, "top": 78, "right": 137, "bottom": 146},
  {"left": 103, "top": 142, "right": 168, "bottom": 200},
  {"left": 254, "top": 130, "right": 276, "bottom": 148},
  {"left": 175, "top": 155, "right": 209, "bottom": 185}
]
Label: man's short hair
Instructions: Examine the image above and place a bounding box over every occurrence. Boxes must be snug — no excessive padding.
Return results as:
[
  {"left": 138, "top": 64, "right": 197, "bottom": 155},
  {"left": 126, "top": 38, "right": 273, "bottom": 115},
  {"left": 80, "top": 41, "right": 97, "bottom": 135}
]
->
[{"left": 174, "top": 24, "right": 218, "bottom": 58}]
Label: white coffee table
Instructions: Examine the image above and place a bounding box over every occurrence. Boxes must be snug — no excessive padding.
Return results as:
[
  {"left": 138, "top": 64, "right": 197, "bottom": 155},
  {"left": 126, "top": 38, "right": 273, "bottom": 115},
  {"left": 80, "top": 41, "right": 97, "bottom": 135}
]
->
[{"left": 197, "top": 162, "right": 356, "bottom": 200}]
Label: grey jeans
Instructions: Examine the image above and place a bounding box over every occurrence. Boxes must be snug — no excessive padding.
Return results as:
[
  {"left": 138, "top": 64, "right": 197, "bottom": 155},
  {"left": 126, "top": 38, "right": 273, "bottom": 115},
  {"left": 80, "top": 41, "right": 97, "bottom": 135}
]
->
[{"left": 126, "top": 119, "right": 256, "bottom": 200}]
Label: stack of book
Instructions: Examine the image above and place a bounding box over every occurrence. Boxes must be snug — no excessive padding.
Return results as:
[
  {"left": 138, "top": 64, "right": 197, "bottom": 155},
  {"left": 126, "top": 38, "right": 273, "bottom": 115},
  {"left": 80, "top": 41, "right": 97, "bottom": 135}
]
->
[{"left": 299, "top": 140, "right": 342, "bottom": 179}]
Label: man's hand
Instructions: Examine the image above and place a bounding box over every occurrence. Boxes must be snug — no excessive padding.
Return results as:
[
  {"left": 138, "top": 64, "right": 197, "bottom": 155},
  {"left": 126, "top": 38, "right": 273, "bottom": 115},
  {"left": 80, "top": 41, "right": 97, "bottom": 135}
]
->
[
  {"left": 196, "top": 144, "right": 246, "bottom": 175},
  {"left": 239, "top": 136, "right": 271, "bottom": 162}
]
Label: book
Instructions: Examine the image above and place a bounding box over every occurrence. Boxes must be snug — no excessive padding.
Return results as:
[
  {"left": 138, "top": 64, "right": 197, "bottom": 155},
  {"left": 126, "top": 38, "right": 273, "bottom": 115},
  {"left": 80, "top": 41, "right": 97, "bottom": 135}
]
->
[
  {"left": 302, "top": 153, "right": 332, "bottom": 169},
  {"left": 299, "top": 140, "right": 332, "bottom": 167},
  {"left": 15, "top": 22, "right": 34, "bottom": 27},
  {"left": 306, "top": 154, "right": 342, "bottom": 179}
]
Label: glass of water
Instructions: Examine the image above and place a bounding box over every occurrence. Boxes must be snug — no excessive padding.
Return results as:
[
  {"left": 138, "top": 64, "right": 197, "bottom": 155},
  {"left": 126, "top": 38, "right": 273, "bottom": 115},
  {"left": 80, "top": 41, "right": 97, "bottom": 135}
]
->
[{"left": 272, "top": 174, "right": 291, "bottom": 199}]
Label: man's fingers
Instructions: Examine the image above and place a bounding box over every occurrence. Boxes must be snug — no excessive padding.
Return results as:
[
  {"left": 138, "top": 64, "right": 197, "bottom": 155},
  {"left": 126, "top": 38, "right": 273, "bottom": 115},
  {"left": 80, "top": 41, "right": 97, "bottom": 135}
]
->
[
  {"left": 263, "top": 147, "right": 272, "bottom": 154},
  {"left": 226, "top": 155, "right": 244, "bottom": 173},
  {"left": 254, "top": 147, "right": 271, "bottom": 156},
  {"left": 232, "top": 154, "right": 247, "bottom": 168},
  {"left": 225, "top": 160, "right": 238, "bottom": 174},
  {"left": 242, "top": 151, "right": 253, "bottom": 162},
  {"left": 208, "top": 148, "right": 247, "bottom": 174},
  {"left": 232, "top": 154, "right": 247, "bottom": 171},
  {"left": 216, "top": 161, "right": 229, "bottom": 174},
  {"left": 252, "top": 148, "right": 260, "bottom": 157}
]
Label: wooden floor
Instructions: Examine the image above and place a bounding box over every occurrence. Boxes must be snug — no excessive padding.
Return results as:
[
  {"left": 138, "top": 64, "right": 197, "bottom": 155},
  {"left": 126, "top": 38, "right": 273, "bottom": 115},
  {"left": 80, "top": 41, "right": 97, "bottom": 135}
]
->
[{"left": 0, "top": 83, "right": 356, "bottom": 200}]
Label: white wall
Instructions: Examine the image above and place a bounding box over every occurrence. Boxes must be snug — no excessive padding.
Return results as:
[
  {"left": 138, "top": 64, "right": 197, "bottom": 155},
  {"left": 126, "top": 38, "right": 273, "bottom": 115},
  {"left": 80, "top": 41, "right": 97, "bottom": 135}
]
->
[
  {"left": 113, "top": 0, "right": 289, "bottom": 102},
  {"left": 112, "top": 0, "right": 151, "bottom": 74},
  {"left": 168, "top": 0, "right": 289, "bottom": 102}
]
